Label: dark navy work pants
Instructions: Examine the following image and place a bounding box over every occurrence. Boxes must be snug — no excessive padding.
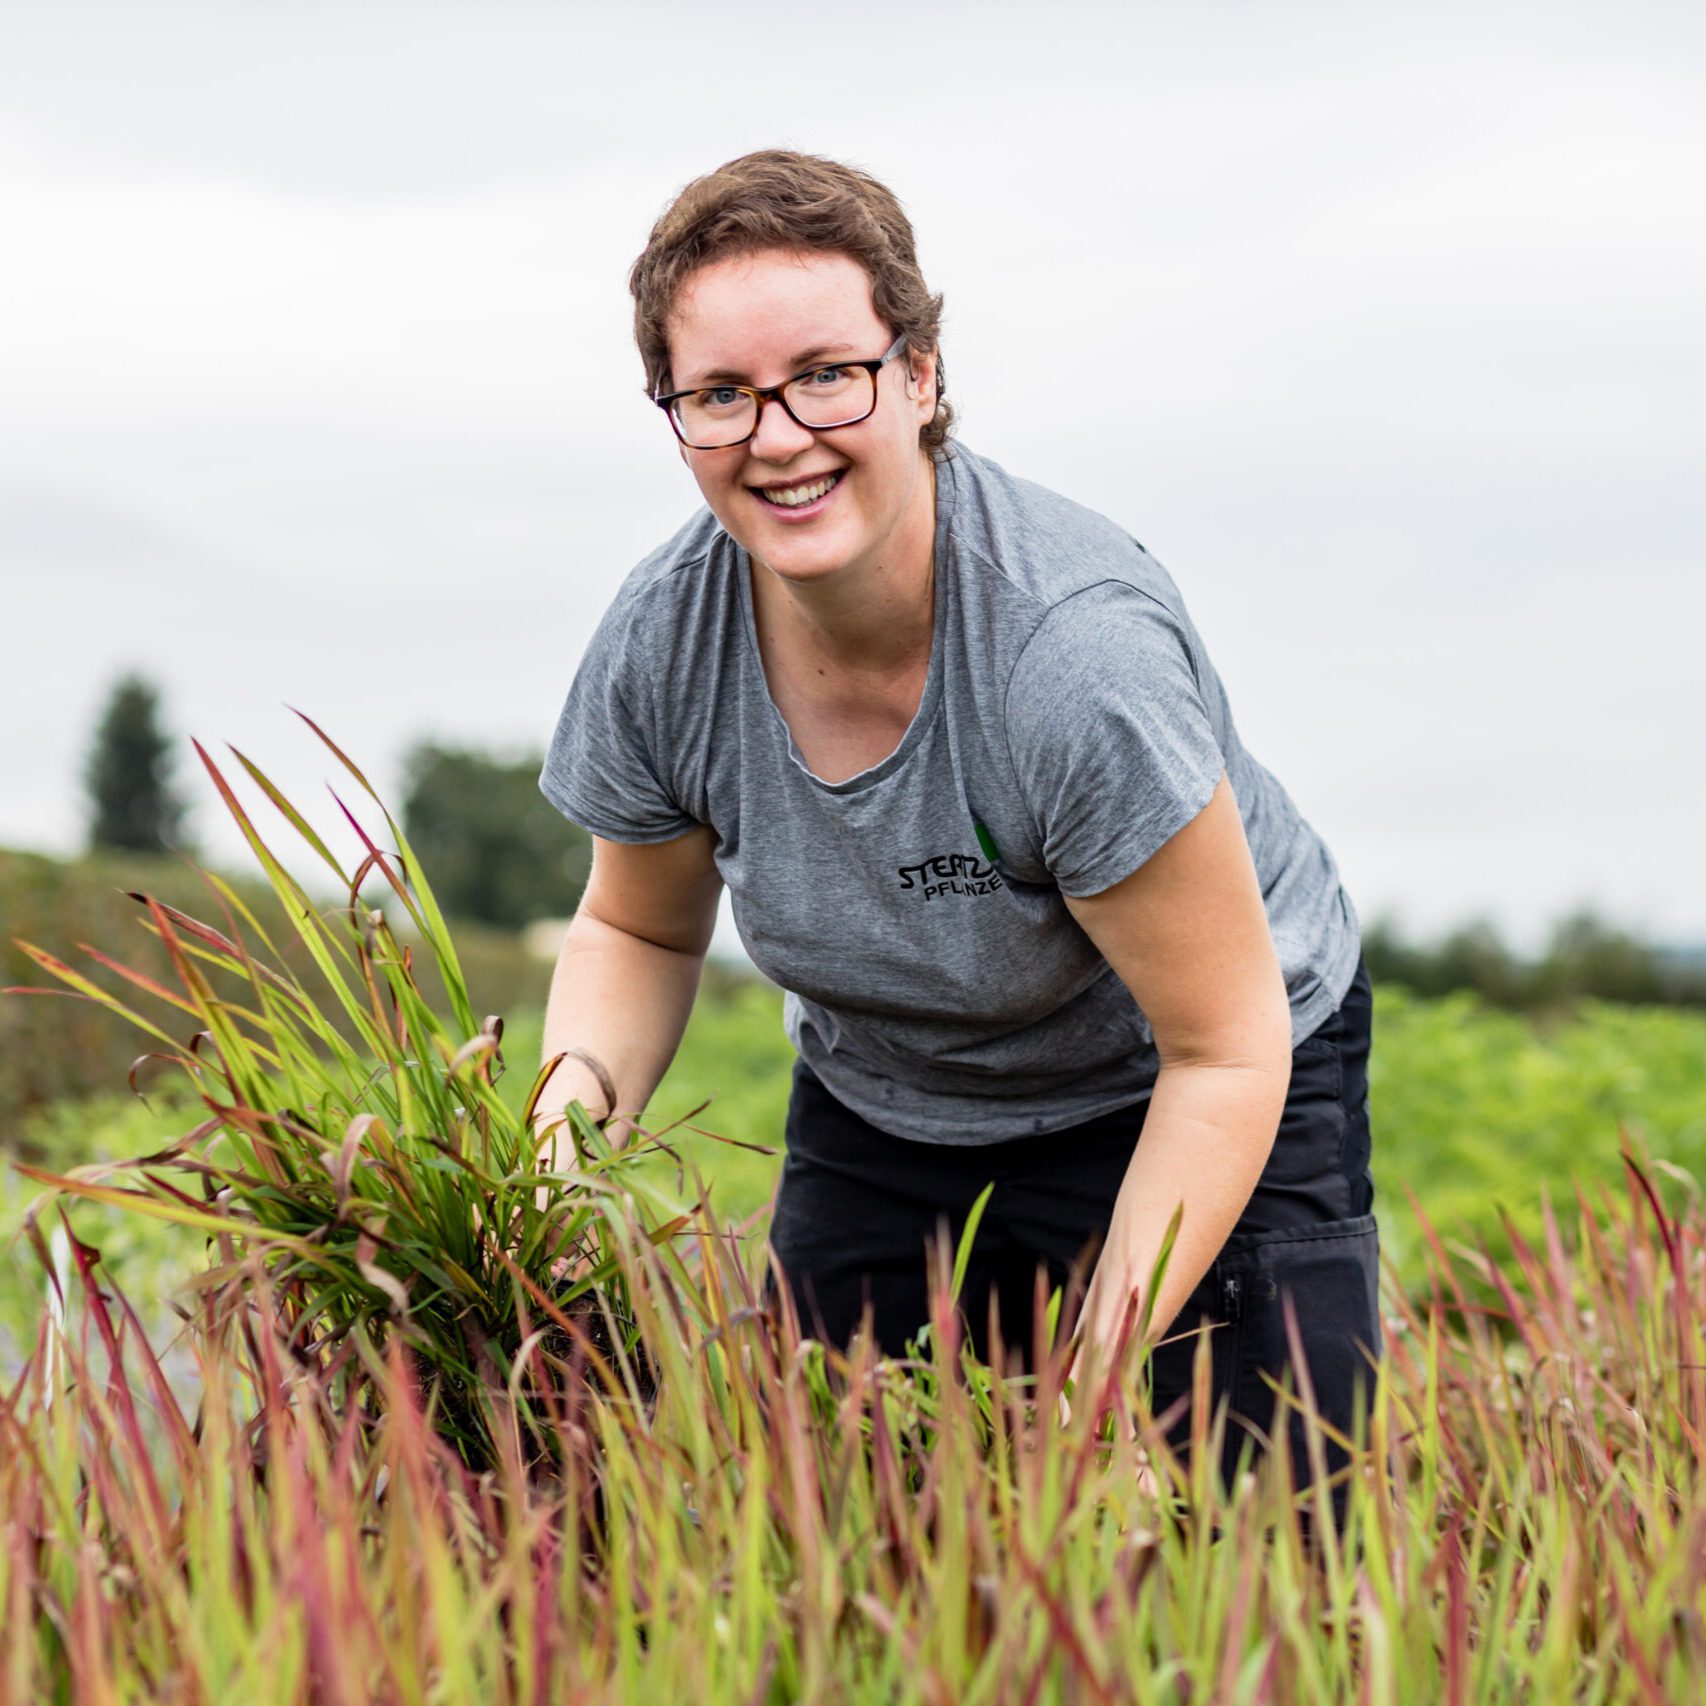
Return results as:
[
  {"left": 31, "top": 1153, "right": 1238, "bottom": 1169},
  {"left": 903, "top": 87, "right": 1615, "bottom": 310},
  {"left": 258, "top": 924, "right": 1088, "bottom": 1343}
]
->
[{"left": 764, "top": 955, "right": 1383, "bottom": 1525}]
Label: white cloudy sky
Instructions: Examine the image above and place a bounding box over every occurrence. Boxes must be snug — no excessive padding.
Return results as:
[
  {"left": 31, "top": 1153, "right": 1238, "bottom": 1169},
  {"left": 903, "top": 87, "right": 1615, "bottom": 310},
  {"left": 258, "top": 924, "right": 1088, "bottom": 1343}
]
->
[{"left": 3, "top": 0, "right": 1703, "bottom": 956}]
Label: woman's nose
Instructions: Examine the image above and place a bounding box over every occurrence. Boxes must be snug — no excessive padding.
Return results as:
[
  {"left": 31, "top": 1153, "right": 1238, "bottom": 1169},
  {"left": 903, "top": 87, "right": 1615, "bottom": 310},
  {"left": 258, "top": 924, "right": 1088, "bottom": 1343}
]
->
[{"left": 748, "top": 394, "right": 816, "bottom": 460}]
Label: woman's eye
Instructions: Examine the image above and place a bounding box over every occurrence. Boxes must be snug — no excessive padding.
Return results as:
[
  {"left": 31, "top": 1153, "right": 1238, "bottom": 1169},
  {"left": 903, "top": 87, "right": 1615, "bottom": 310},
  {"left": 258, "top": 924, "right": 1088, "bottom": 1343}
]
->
[
  {"left": 701, "top": 387, "right": 744, "bottom": 410},
  {"left": 805, "top": 366, "right": 849, "bottom": 386}
]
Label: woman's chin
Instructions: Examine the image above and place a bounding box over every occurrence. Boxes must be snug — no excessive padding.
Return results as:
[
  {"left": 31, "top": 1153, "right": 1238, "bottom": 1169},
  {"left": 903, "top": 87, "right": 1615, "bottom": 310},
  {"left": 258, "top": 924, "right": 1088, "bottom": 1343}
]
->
[{"left": 748, "top": 532, "right": 859, "bottom": 586}]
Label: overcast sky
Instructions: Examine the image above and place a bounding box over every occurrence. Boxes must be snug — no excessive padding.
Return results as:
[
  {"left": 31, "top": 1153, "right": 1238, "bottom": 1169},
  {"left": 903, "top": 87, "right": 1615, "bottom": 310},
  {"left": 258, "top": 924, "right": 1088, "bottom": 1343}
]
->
[{"left": 3, "top": 0, "right": 1703, "bottom": 956}]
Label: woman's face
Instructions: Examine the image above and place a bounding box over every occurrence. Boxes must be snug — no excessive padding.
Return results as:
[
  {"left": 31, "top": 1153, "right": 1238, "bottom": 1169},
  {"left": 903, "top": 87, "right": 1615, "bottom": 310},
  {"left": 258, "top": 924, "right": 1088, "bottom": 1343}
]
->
[{"left": 664, "top": 248, "right": 938, "bottom": 589}]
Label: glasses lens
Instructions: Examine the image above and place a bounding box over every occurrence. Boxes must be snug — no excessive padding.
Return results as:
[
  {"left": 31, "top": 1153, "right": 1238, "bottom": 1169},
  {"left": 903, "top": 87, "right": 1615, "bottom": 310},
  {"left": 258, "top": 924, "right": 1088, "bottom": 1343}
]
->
[
  {"left": 784, "top": 363, "right": 877, "bottom": 428},
  {"left": 672, "top": 387, "right": 758, "bottom": 448}
]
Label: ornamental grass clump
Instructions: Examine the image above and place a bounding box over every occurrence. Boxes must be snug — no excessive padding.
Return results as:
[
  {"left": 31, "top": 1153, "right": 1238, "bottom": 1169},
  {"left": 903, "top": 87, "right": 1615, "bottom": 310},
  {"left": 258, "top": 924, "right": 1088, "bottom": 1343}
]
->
[{"left": 7, "top": 714, "right": 692, "bottom": 1471}]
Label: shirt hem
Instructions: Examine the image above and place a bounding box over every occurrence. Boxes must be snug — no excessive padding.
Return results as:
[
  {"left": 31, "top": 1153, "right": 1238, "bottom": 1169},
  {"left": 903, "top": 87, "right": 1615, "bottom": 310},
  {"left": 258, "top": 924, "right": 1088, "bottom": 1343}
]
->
[
  {"left": 1053, "top": 767, "right": 1223, "bottom": 899},
  {"left": 537, "top": 770, "right": 697, "bottom": 845}
]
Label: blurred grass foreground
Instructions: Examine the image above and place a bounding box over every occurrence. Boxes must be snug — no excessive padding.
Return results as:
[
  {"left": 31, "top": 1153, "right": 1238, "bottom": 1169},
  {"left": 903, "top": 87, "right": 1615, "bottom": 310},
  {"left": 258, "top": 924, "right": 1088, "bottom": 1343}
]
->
[{"left": 4, "top": 721, "right": 1706, "bottom": 1700}]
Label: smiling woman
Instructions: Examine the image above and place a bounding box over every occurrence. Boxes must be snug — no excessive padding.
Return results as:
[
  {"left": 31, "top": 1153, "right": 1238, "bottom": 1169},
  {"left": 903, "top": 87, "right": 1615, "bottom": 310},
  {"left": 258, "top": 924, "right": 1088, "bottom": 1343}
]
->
[{"left": 532, "top": 148, "right": 1381, "bottom": 1533}]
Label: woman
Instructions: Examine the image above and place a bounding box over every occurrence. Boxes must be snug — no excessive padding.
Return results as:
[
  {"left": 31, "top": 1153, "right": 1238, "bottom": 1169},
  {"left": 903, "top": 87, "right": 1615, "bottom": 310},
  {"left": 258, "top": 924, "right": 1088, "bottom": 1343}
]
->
[{"left": 536, "top": 149, "right": 1382, "bottom": 1517}]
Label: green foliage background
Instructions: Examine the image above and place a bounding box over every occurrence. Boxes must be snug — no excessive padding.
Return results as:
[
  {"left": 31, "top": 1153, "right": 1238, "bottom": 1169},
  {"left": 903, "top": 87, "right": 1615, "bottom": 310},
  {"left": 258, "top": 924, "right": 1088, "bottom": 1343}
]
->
[{"left": 1363, "top": 908, "right": 1706, "bottom": 1009}]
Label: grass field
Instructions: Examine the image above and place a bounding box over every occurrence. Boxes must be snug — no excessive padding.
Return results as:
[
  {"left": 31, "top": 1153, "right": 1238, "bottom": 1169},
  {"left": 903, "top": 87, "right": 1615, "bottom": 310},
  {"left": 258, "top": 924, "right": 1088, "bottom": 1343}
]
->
[
  {"left": 6, "top": 977, "right": 1706, "bottom": 1699},
  {"left": 8, "top": 946, "right": 1706, "bottom": 1697}
]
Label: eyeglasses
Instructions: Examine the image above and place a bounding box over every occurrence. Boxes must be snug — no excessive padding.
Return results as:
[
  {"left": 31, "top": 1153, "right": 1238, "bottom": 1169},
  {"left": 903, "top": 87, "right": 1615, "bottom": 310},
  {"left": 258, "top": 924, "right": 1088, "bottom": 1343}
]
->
[{"left": 654, "top": 333, "right": 909, "bottom": 449}]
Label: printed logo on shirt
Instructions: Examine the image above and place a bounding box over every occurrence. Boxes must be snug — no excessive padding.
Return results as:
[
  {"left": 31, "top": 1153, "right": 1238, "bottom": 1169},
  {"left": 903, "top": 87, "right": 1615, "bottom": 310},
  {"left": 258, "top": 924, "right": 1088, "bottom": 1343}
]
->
[{"left": 896, "top": 852, "right": 1004, "bottom": 901}]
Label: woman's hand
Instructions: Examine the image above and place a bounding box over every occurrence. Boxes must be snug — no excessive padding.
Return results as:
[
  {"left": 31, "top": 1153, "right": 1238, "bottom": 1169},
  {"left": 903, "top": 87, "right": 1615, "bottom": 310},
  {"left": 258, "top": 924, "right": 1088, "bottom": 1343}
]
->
[{"left": 1056, "top": 1384, "right": 1162, "bottom": 1500}]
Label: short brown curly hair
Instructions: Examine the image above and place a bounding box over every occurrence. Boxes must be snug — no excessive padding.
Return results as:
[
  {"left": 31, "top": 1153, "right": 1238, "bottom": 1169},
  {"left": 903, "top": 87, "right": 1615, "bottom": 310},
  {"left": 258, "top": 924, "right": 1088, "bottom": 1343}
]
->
[{"left": 628, "top": 149, "right": 954, "bottom": 460}]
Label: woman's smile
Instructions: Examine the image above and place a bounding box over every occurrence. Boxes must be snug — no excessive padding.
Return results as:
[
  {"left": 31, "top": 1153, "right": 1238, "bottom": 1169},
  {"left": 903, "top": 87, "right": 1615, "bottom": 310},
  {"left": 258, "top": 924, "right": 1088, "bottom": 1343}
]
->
[{"left": 749, "top": 467, "right": 847, "bottom": 517}]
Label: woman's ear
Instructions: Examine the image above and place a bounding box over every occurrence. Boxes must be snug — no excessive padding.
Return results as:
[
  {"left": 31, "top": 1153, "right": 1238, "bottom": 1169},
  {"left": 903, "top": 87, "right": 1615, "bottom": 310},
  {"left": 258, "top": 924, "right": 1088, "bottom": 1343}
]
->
[{"left": 909, "top": 347, "right": 938, "bottom": 421}]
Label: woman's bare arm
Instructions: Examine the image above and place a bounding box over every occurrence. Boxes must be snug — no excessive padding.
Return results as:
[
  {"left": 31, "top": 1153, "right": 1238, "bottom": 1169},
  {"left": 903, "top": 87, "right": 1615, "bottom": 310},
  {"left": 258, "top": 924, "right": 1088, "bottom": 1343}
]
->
[
  {"left": 532, "top": 825, "right": 723, "bottom": 1164},
  {"left": 1059, "top": 772, "right": 1293, "bottom": 1381}
]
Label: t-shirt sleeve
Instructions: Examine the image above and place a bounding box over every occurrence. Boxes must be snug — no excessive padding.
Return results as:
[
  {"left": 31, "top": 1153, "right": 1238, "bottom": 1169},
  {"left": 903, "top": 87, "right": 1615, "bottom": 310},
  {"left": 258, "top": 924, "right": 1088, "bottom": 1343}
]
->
[
  {"left": 538, "top": 597, "right": 699, "bottom": 843},
  {"left": 1004, "top": 581, "right": 1226, "bottom": 896}
]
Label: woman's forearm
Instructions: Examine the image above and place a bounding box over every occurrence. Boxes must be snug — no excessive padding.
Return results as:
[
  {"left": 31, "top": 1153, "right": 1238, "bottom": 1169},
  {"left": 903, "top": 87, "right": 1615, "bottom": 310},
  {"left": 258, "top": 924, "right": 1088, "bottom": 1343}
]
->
[
  {"left": 532, "top": 908, "right": 707, "bottom": 1161},
  {"left": 1076, "top": 1056, "right": 1290, "bottom": 1365}
]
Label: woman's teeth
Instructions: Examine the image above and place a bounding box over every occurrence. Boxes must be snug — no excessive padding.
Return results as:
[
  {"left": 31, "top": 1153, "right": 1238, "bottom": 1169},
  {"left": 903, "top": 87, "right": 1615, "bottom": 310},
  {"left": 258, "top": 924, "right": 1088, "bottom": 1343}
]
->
[{"left": 757, "top": 472, "right": 840, "bottom": 508}]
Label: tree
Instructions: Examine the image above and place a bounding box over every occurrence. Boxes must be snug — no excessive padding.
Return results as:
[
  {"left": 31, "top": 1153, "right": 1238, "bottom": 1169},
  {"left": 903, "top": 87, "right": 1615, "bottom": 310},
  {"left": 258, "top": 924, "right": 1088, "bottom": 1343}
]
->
[
  {"left": 399, "top": 742, "right": 592, "bottom": 930},
  {"left": 1532, "top": 908, "right": 1676, "bottom": 1007},
  {"left": 84, "top": 673, "right": 189, "bottom": 854},
  {"left": 1361, "top": 906, "right": 1706, "bottom": 1011}
]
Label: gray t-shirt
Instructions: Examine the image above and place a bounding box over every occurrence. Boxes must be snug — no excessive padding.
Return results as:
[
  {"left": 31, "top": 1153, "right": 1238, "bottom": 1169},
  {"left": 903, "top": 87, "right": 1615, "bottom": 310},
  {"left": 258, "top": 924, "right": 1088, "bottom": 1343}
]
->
[{"left": 541, "top": 443, "right": 1361, "bottom": 1144}]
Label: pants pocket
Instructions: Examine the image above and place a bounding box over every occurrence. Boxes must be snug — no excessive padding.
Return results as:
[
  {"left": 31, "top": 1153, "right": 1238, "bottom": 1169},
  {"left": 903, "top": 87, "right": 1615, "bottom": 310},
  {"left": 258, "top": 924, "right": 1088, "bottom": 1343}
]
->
[{"left": 1218, "top": 1214, "right": 1383, "bottom": 1521}]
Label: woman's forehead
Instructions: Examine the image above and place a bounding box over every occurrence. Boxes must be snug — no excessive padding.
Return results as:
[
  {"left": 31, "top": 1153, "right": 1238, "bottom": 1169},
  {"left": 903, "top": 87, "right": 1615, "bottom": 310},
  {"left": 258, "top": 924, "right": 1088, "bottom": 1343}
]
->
[{"left": 667, "top": 249, "right": 882, "bottom": 381}]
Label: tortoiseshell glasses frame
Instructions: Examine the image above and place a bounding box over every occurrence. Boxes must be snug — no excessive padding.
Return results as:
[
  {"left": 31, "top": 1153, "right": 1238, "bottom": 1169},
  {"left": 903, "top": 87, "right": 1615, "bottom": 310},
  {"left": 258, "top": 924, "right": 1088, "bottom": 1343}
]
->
[{"left": 653, "top": 333, "right": 909, "bottom": 449}]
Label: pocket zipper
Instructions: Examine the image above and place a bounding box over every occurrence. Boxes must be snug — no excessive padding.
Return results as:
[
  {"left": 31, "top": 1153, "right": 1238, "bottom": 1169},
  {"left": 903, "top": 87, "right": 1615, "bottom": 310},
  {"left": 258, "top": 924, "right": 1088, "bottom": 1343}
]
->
[{"left": 1215, "top": 1271, "right": 1245, "bottom": 1396}]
